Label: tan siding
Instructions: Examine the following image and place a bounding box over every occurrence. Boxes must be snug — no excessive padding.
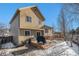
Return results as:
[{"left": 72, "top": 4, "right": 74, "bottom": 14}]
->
[
  {"left": 10, "top": 14, "right": 20, "bottom": 36},
  {"left": 18, "top": 36, "right": 34, "bottom": 44},
  {"left": 19, "top": 8, "right": 44, "bottom": 29},
  {"left": 31, "top": 7, "right": 45, "bottom": 20},
  {"left": 10, "top": 6, "right": 52, "bottom": 45},
  {"left": 44, "top": 29, "right": 53, "bottom": 36}
]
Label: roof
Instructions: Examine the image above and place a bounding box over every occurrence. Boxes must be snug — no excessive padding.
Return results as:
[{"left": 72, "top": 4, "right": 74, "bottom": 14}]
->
[
  {"left": 41, "top": 25, "right": 53, "bottom": 29},
  {"left": 9, "top": 9, "right": 20, "bottom": 24},
  {"left": 10, "top": 6, "right": 45, "bottom": 24},
  {"left": 20, "top": 28, "right": 44, "bottom": 31}
]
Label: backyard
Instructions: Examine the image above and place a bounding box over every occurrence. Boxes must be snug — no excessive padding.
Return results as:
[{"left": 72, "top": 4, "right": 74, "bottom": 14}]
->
[
  {"left": 0, "top": 3, "right": 79, "bottom": 56},
  {"left": 0, "top": 39, "right": 78, "bottom": 56}
]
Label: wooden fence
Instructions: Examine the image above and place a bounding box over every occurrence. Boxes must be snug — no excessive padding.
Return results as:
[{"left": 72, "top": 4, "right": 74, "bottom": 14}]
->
[
  {"left": 44, "top": 34, "right": 64, "bottom": 40},
  {"left": 0, "top": 36, "right": 13, "bottom": 44}
]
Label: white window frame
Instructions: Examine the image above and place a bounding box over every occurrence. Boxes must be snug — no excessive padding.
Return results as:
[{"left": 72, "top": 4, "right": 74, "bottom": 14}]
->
[{"left": 26, "top": 16, "right": 32, "bottom": 23}]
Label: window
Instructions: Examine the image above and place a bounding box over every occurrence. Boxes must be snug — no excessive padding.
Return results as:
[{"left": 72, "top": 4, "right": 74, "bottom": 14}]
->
[
  {"left": 25, "top": 30, "right": 31, "bottom": 36},
  {"left": 26, "top": 16, "right": 32, "bottom": 22},
  {"left": 37, "top": 32, "right": 40, "bottom": 36},
  {"left": 45, "top": 29, "right": 48, "bottom": 33}
]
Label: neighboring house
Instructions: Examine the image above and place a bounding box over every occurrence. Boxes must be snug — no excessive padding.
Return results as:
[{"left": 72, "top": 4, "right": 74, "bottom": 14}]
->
[
  {"left": 41, "top": 25, "right": 53, "bottom": 36},
  {"left": 0, "top": 28, "right": 10, "bottom": 36},
  {"left": 3, "top": 28, "right": 10, "bottom": 36},
  {"left": 10, "top": 6, "right": 53, "bottom": 45}
]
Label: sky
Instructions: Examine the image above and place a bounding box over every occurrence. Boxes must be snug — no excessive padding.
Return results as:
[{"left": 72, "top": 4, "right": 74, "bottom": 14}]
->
[{"left": 0, "top": 3, "right": 62, "bottom": 31}]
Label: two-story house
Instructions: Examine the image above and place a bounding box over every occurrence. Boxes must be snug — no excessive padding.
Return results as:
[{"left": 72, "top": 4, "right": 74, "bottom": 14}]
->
[{"left": 10, "top": 6, "right": 53, "bottom": 45}]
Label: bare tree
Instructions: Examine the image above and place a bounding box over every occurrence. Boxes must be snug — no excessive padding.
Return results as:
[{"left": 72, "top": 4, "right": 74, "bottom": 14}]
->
[{"left": 58, "top": 4, "right": 79, "bottom": 47}]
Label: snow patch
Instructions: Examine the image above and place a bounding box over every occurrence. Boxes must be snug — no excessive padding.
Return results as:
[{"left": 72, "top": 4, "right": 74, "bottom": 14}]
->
[{"left": 1, "top": 42, "right": 15, "bottom": 49}]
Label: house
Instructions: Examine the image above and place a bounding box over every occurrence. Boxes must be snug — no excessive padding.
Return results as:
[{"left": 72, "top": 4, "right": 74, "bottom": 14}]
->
[
  {"left": 0, "top": 28, "right": 10, "bottom": 36},
  {"left": 42, "top": 25, "right": 53, "bottom": 36},
  {"left": 10, "top": 6, "right": 53, "bottom": 45}
]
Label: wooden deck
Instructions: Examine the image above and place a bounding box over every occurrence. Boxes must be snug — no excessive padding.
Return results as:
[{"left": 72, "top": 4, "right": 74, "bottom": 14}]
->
[{"left": 31, "top": 40, "right": 52, "bottom": 49}]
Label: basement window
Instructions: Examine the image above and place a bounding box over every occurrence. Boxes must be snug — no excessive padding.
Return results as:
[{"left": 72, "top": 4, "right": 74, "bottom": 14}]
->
[
  {"left": 26, "top": 16, "right": 32, "bottom": 22},
  {"left": 25, "top": 30, "right": 31, "bottom": 36}
]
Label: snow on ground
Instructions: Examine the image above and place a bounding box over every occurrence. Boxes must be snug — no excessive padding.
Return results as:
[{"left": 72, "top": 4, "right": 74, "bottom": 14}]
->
[
  {"left": 44, "top": 42, "right": 78, "bottom": 56},
  {"left": 1, "top": 42, "right": 15, "bottom": 49},
  {"left": 58, "top": 42, "right": 78, "bottom": 56},
  {"left": 22, "top": 41, "right": 79, "bottom": 56},
  {"left": 21, "top": 40, "right": 79, "bottom": 56},
  {"left": 0, "top": 40, "right": 79, "bottom": 56},
  {"left": 0, "top": 49, "right": 13, "bottom": 56}
]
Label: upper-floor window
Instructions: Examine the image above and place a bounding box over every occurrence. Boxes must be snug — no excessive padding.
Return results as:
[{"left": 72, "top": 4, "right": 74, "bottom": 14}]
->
[{"left": 26, "top": 16, "right": 32, "bottom": 22}]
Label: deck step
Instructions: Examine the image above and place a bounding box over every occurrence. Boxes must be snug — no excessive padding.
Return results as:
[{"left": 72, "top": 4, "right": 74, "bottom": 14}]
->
[{"left": 31, "top": 41, "right": 51, "bottom": 49}]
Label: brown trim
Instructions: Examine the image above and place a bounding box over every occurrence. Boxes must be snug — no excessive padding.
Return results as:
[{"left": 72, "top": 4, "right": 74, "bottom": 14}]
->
[
  {"left": 20, "top": 28, "right": 44, "bottom": 31},
  {"left": 31, "top": 7, "right": 45, "bottom": 21}
]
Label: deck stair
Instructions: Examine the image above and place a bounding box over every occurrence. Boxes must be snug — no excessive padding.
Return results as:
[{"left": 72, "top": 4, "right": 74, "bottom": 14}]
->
[{"left": 31, "top": 40, "right": 52, "bottom": 49}]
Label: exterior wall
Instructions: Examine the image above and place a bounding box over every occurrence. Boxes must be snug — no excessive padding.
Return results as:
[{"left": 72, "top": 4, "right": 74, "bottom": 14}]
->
[
  {"left": 10, "top": 14, "right": 20, "bottom": 36},
  {"left": 10, "top": 7, "right": 54, "bottom": 45},
  {"left": 18, "top": 36, "right": 33, "bottom": 44},
  {"left": 18, "top": 29, "right": 44, "bottom": 44},
  {"left": 44, "top": 29, "right": 53, "bottom": 36},
  {"left": 10, "top": 14, "right": 20, "bottom": 45},
  {"left": 10, "top": 8, "right": 45, "bottom": 45},
  {"left": 44, "top": 29, "right": 54, "bottom": 40},
  {"left": 17, "top": 8, "right": 45, "bottom": 45},
  {"left": 20, "top": 29, "right": 44, "bottom": 36},
  {"left": 19, "top": 8, "right": 44, "bottom": 29}
]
